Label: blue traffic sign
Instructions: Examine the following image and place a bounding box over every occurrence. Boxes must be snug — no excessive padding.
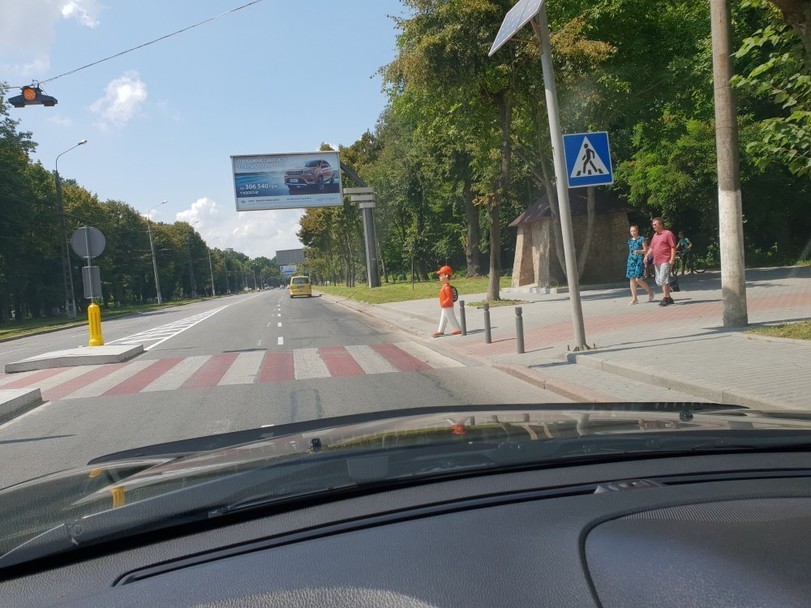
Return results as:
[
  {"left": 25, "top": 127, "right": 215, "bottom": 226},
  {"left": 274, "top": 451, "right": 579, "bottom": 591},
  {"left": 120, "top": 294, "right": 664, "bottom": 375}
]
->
[{"left": 563, "top": 132, "right": 613, "bottom": 188}]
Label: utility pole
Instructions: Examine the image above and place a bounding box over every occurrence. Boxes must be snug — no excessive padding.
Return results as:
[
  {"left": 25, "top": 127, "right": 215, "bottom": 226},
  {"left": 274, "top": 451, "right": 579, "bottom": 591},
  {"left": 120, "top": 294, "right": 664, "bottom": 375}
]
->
[
  {"left": 207, "top": 247, "right": 216, "bottom": 297},
  {"left": 710, "top": 0, "right": 748, "bottom": 327},
  {"left": 55, "top": 140, "right": 86, "bottom": 319}
]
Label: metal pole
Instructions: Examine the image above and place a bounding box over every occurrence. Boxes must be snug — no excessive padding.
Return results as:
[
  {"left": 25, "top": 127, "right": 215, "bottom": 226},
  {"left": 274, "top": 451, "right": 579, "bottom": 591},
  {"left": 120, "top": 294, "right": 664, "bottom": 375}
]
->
[
  {"left": 208, "top": 248, "right": 216, "bottom": 296},
  {"left": 515, "top": 306, "right": 525, "bottom": 354},
  {"left": 54, "top": 170, "right": 77, "bottom": 319},
  {"left": 187, "top": 239, "right": 196, "bottom": 297},
  {"left": 533, "top": 10, "right": 587, "bottom": 350},
  {"left": 54, "top": 139, "right": 86, "bottom": 319},
  {"left": 147, "top": 219, "right": 163, "bottom": 304},
  {"left": 360, "top": 206, "right": 381, "bottom": 287},
  {"left": 459, "top": 300, "right": 467, "bottom": 335},
  {"left": 483, "top": 302, "right": 492, "bottom": 344},
  {"left": 710, "top": 0, "right": 748, "bottom": 327}
]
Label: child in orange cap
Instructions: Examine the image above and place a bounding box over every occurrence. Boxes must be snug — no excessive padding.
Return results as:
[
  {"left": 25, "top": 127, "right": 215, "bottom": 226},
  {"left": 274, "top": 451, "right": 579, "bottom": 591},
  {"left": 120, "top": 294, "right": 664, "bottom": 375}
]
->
[{"left": 434, "top": 265, "right": 462, "bottom": 337}]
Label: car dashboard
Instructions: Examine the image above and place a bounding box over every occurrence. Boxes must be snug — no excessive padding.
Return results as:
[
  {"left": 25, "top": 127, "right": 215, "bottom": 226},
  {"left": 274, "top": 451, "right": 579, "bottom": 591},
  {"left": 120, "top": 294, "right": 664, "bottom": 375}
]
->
[{"left": 4, "top": 450, "right": 811, "bottom": 607}]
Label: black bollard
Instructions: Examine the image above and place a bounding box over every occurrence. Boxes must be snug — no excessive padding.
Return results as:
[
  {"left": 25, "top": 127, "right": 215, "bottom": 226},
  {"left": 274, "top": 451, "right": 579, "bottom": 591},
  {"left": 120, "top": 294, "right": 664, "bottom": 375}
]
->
[
  {"left": 483, "top": 302, "right": 492, "bottom": 344},
  {"left": 459, "top": 300, "right": 467, "bottom": 335},
  {"left": 515, "top": 306, "right": 524, "bottom": 354}
]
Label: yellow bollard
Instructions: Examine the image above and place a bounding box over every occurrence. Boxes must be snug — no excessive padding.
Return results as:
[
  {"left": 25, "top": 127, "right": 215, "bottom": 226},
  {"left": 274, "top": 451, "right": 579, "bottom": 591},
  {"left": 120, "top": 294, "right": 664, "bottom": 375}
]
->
[{"left": 87, "top": 302, "right": 105, "bottom": 346}]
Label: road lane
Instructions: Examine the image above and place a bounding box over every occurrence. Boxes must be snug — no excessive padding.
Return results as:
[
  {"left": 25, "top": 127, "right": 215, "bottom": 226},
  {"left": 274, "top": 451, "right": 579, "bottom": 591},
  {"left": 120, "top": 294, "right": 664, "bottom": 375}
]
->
[{"left": 0, "top": 289, "right": 568, "bottom": 489}]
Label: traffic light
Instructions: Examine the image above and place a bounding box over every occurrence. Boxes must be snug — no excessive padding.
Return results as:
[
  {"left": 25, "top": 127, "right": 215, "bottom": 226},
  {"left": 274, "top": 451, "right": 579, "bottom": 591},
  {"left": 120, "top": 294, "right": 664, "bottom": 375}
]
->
[{"left": 8, "top": 86, "right": 58, "bottom": 108}]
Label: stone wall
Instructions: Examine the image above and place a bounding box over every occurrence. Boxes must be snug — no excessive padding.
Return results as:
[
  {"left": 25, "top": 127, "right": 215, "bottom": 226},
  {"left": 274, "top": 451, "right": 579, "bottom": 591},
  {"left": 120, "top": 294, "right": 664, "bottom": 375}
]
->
[{"left": 511, "top": 211, "right": 630, "bottom": 287}]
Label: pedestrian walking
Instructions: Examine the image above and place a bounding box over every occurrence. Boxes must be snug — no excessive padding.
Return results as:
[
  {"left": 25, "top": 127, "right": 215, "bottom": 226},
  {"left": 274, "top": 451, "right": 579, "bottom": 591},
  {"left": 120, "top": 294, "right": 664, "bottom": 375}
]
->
[
  {"left": 647, "top": 217, "right": 678, "bottom": 306},
  {"left": 433, "top": 265, "right": 462, "bottom": 337},
  {"left": 626, "top": 225, "right": 654, "bottom": 304}
]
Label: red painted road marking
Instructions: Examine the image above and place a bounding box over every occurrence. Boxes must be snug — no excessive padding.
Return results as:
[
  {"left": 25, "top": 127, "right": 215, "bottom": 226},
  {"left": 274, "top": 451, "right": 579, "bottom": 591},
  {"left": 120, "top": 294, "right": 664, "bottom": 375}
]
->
[
  {"left": 103, "top": 358, "right": 184, "bottom": 397},
  {"left": 182, "top": 353, "right": 239, "bottom": 389},
  {"left": 42, "top": 363, "right": 127, "bottom": 402},
  {"left": 1, "top": 367, "right": 67, "bottom": 389},
  {"left": 371, "top": 343, "right": 432, "bottom": 372},
  {"left": 257, "top": 352, "right": 295, "bottom": 383},
  {"left": 319, "top": 346, "right": 365, "bottom": 377}
]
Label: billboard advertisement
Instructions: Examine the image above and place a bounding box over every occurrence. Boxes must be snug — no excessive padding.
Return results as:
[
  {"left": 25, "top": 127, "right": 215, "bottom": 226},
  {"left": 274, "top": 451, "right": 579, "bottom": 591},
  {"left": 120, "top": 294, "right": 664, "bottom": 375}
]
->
[
  {"left": 231, "top": 151, "right": 343, "bottom": 211},
  {"left": 276, "top": 248, "right": 305, "bottom": 265}
]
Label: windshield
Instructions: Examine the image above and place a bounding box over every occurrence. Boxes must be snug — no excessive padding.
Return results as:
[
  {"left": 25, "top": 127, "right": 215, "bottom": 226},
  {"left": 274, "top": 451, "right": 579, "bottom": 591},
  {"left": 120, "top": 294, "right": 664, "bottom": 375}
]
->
[{"left": 0, "top": 0, "right": 809, "bottom": 569}]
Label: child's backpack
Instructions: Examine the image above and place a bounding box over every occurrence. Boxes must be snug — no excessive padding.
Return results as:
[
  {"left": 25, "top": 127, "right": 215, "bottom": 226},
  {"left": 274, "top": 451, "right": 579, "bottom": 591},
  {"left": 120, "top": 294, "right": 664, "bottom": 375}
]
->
[{"left": 451, "top": 285, "right": 458, "bottom": 302}]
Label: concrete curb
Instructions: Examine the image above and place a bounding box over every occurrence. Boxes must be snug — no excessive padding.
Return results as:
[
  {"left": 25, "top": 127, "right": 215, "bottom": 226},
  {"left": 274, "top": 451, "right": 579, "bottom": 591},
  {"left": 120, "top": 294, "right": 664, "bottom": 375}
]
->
[
  {"left": 566, "top": 351, "right": 793, "bottom": 410},
  {"left": 492, "top": 364, "right": 618, "bottom": 403},
  {"left": 5, "top": 344, "right": 145, "bottom": 373},
  {"left": 0, "top": 388, "right": 42, "bottom": 420}
]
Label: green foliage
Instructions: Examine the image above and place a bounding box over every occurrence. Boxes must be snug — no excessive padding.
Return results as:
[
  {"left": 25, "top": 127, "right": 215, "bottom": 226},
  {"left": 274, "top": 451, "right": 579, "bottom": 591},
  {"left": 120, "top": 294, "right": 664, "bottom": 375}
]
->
[
  {"left": 0, "top": 87, "right": 270, "bottom": 322},
  {"left": 733, "top": 1, "right": 811, "bottom": 177}
]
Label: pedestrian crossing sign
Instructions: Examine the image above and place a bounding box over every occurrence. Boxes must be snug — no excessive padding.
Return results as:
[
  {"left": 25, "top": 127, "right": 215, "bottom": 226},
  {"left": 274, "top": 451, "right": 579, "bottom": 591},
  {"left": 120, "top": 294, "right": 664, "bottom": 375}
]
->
[{"left": 563, "top": 131, "right": 613, "bottom": 188}]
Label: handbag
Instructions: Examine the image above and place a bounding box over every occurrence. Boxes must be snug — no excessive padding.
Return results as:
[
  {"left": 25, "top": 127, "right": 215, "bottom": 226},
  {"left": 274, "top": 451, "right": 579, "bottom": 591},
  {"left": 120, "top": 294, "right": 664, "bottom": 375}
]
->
[{"left": 669, "top": 276, "right": 680, "bottom": 292}]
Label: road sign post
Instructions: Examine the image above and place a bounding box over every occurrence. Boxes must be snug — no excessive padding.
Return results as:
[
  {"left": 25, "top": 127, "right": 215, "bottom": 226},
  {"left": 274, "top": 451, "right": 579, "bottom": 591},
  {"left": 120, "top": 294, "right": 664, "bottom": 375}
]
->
[
  {"left": 490, "top": 0, "right": 588, "bottom": 350},
  {"left": 563, "top": 132, "right": 613, "bottom": 188},
  {"left": 70, "top": 226, "right": 106, "bottom": 346}
]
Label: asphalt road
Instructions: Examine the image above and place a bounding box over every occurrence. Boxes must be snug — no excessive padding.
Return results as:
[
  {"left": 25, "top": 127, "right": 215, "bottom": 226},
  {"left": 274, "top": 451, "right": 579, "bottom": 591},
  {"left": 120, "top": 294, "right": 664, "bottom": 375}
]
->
[{"left": 0, "top": 289, "right": 565, "bottom": 489}]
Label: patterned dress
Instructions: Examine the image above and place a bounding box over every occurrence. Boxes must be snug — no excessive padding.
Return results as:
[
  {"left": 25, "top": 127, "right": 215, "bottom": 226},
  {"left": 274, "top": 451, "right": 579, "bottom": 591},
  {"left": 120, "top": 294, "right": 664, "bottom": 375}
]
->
[{"left": 626, "top": 235, "right": 646, "bottom": 279}]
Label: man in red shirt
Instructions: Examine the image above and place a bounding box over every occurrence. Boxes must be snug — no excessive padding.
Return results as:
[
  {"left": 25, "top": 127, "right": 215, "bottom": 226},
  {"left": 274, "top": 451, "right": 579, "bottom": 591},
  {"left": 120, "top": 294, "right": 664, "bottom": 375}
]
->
[
  {"left": 647, "top": 217, "right": 678, "bottom": 306},
  {"left": 434, "top": 265, "right": 462, "bottom": 337}
]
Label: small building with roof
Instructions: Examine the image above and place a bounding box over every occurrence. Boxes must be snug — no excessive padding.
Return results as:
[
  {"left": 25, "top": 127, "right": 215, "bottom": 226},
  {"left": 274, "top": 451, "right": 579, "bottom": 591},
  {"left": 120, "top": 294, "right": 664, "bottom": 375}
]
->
[{"left": 509, "top": 189, "right": 632, "bottom": 288}]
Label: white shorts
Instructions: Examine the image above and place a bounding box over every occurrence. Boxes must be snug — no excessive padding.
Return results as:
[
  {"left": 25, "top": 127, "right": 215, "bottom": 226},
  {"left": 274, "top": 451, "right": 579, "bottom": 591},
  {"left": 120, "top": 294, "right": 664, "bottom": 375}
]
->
[{"left": 654, "top": 263, "right": 672, "bottom": 286}]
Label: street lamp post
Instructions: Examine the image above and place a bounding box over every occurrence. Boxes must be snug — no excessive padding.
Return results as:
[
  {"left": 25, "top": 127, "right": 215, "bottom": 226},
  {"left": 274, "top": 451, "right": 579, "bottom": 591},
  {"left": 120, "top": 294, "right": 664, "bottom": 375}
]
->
[
  {"left": 145, "top": 201, "right": 167, "bottom": 304},
  {"left": 55, "top": 139, "right": 87, "bottom": 319},
  {"left": 188, "top": 220, "right": 199, "bottom": 297},
  {"left": 207, "top": 246, "right": 216, "bottom": 297}
]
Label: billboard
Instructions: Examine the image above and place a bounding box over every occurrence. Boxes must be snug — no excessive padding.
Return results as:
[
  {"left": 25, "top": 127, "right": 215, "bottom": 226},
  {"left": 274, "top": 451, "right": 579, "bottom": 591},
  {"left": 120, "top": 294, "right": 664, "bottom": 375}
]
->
[
  {"left": 275, "top": 248, "right": 305, "bottom": 265},
  {"left": 231, "top": 151, "right": 343, "bottom": 211}
]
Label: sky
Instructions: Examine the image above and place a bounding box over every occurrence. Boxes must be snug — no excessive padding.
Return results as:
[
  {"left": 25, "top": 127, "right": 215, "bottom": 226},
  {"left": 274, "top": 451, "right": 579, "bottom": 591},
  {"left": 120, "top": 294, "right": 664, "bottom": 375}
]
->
[{"left": 1, "top": 0, "right": 406, "bottom": 259}]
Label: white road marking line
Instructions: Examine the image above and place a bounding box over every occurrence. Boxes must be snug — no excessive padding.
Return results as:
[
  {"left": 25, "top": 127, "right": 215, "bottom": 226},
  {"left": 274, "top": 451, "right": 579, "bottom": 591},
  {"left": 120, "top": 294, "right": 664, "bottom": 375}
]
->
[
  {"left": 29, "top": 366, "right": 94, "bottom": 392},
  {"left": 141, "top": 356, "right": 210, "bottom": 392},
  {"left": 66, "top": 360, "right": 155, "bottom": 399},
  {"left": 219, "top": 351, "right": 265, "bottom": 385},
  {"left": 107, "top": 305, "right": 230, "bottom": 351},
  {"left": 277, "top": 337, "right": 284, "bottom": 346},
  {"left": 344, "top": 344, "right": 398, "bottom": 375},
  {"left": 293, "top": 348, "right": 330, "bottom": 379},
  {"left": 395, "top": 341, "right": 465, "bottom": 368},
  {"left": 277, "top": 322, "right": 282, "bottom": 327}
]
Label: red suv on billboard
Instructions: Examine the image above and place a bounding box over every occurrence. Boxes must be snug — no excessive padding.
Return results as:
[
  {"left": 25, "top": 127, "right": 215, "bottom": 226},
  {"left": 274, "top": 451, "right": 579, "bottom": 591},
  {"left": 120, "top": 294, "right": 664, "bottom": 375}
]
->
[{"left": 284, "top": 159, "right": 336, "bottom": 194}]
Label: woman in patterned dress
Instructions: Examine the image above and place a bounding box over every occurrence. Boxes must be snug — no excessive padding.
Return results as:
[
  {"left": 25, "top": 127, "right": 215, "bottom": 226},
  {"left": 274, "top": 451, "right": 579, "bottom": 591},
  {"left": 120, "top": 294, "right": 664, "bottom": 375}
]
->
[{"left": 626, "top": 225, "right": 654, "bottom": 304}]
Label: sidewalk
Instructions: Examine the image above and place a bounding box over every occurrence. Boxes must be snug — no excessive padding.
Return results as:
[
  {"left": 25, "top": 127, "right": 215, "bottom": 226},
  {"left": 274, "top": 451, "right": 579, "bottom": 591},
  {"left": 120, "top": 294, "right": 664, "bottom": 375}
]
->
[{"left": 320, "top": 266, "right": 811, "bottom": 410}]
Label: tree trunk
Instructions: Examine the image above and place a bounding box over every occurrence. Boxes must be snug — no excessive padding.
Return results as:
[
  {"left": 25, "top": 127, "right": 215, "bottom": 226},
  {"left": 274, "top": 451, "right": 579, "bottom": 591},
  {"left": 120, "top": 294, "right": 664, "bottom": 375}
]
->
[
  {"left": 463, "top": 176, "right": 482, "bottom": 277},
  {"left": 577, "top": 187, "right": 596, "bottom": 278},
  {"left": 768, "top": 0, "right": 811, "bottom": 59},
  {"left": 487, "top": 92, "right": 512, "bottom": 301},
  {"left": 487, "top": 197, "right": 501, "bottom": 300}
]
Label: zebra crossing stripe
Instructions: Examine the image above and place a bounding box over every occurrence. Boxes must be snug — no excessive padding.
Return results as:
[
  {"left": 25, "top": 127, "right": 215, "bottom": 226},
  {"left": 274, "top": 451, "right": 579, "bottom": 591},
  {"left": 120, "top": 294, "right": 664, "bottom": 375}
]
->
[
  {"left": 218, "top": 351, "right": 265, "bottom": 385},
  {"left": 371, "top": 343, "right": 432, "bottom": 372},
  {"left": 293, "top": 348, "right": 330, "bottom": 380},
  {"left": 67, "top": 360, "right": 155, "bottom": 399},
  {"left": 1, "top": 367, "right": 66, "bottom": 390},
  {"left": 182, "top": 353, "right": 239, "bottom": 389},
  {"left": 319, "top": 346, "right": 365, "bottom": 377},
  {"left": 257, "top": 352, "right": 294, "bottom": 383},
  {"left": 9, "top": 341, "right": 466, "bottom": 402},
  {"left": 103, "top": 358, "right": 184, "bottom": 397},
  {"left": 343, "top": 344, "right": 398, "bottom": 374},
  {"left": 141, "top": 356, "right": 210, "bottom": 392}
]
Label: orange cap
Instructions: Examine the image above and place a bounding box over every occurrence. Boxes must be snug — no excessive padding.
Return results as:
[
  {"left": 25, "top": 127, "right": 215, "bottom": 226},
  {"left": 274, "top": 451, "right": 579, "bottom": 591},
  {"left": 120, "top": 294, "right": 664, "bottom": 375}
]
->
[{"left": 437, "top": 265, "right": 453, "bottom": 277}]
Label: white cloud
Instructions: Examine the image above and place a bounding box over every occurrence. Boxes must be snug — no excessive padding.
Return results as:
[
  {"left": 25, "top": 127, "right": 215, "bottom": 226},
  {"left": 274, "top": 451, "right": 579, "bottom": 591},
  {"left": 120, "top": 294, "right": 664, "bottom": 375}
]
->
[
  {"left": 0, "top": 0, "right": 100, "bottom": 79},
  {"left": 89, "top": 71, "right": 148, "bottom": 129},
  {"left": 176, "top": 197, "right": 304, "bottom": 260},
  {"left": 61, "top": 0, "right": 101, "bottom": 28}
]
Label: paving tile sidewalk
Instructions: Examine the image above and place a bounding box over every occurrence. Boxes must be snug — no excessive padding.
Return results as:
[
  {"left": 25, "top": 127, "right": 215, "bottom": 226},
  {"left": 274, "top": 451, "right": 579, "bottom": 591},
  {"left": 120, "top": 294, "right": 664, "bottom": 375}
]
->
[{"left": 320, "top": 266, "right": 811, "bottom": 409}]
